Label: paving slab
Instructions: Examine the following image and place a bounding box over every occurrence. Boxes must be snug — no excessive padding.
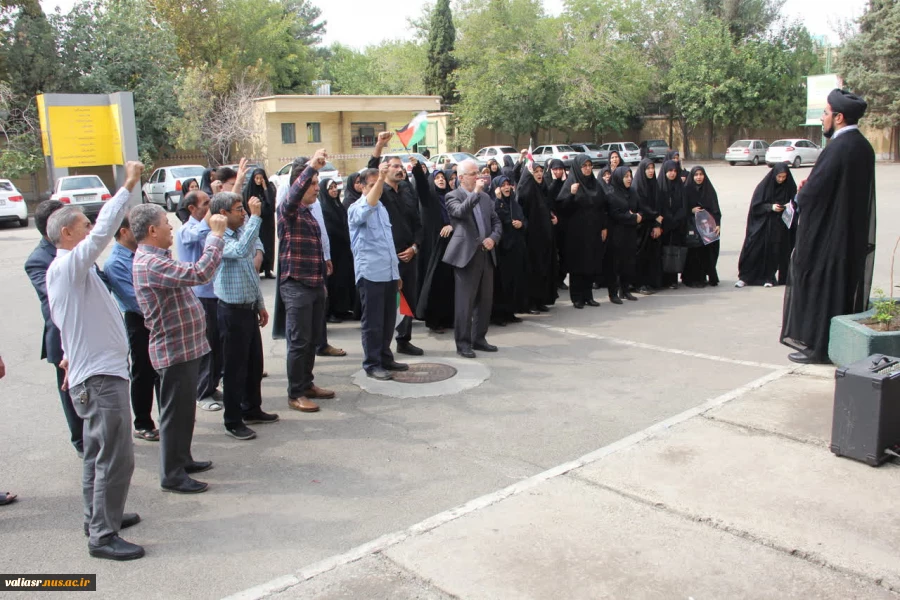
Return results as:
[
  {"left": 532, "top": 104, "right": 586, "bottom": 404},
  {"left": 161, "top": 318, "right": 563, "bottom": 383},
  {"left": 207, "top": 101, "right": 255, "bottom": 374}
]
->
[
  {"left": 383, "top": 476, "right": 890, "bottom": 600},
  {"left": 576, "top": 418, "right": 900, "bottom": 590},
  {"left": 706, "top": 373, "right": 836, "bottom": 445}
]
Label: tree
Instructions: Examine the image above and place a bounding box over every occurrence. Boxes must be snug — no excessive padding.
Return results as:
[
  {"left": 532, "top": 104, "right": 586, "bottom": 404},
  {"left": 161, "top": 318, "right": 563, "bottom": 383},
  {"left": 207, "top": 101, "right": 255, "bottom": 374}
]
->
[
  {"left": 699, "top": 0, "right": 785, "bottom": 40},
  {"left": 424, "top": 0, "right": 458, "bottom": 108},
  {"left": 53, "top": 0, "right": 182, "bottom": 159},
  {"left": 0, "top": 81, "right": 44, "bottom": 189},
  {"left": 319, "top": 41, "right": 427, "bottom": 96},
  {"left": 7, "top": 0, "right": 57, "bottom": 100},
  {"left": 839, "top": 0, "right": 900, "bottom": 160}
]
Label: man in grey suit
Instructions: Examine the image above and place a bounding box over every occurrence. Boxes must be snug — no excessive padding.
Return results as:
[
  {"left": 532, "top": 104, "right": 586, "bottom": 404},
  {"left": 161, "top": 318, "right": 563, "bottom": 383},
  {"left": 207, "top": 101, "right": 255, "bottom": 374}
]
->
[{"left": 442, "top": 159, "right": 503, "bottom": 358}]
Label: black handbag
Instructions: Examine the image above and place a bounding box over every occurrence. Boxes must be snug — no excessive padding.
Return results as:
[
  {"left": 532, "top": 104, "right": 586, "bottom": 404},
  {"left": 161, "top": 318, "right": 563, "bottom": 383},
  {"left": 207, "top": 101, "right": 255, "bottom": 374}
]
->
[
  {"left": 662, "top": 245, "right": 687, "bottom": 273},
  {"left": 684, "top": 223, "right": 703, "bottom": 248}
]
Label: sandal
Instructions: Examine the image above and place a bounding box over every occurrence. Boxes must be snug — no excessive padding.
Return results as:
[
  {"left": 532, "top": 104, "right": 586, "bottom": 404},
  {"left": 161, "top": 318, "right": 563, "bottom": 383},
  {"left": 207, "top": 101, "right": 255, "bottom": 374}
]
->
[
  {"left": 316, "top": 345, "right": 346, "bottom": 357},
  {"left": 0, "top": 492, "right": 17, "bottom": 506},
  {"left": 133, "top": 429, "right": 160, "bottom": 442},
  {"left": 197, "top": 399, "right": 223, "bottom": 411}
]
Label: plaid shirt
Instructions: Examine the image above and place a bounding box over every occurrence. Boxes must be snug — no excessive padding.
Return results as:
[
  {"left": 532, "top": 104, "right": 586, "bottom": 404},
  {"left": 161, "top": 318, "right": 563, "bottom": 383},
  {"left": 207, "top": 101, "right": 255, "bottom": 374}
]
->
[
  {"left": 214, "top": 215, "right": 265, "bottom": 308},
  {"left": 277, "top": 165, "right": 326, "bottom": 288},
  {"left": 133, "top": 236, "right": 224, "bottom": 370}
]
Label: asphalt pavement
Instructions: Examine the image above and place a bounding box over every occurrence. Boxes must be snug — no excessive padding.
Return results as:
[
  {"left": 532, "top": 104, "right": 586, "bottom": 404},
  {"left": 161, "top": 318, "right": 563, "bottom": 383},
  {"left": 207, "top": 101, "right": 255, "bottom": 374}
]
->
[{"left": 0, "top": 162, "right": 898, "bottom": 599}]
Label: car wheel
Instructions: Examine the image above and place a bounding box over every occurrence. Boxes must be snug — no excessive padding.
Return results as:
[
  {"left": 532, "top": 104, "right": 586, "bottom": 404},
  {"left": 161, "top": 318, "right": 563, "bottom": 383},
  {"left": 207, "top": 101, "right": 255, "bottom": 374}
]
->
[
  {"left": 752, "top": 155, "right": 760, "bottom": 166},
  {"left": 793, "top": 157, "right": 801, "bottom": 169},
  {"left": 142, "top": 193, "right": 150, "bottom": 204},
  {"left": 729, "top": 161, "right": 735, "bottom": 166},
  {"left": 19, "top": 216, "right": 29, "bottom": 228},
  {"left": 165, "top": 194, "right": 173, "bottom": 212}
]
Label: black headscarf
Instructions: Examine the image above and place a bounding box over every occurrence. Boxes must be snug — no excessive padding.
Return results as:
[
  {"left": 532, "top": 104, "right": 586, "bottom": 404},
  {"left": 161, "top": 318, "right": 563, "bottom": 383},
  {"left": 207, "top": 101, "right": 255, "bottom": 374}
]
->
[
  {"left": 750, "top": 163, "right": 796, "bottom": 212},
  {"left": 443, "top": 168, "right": 457, "bottom": 190},
  {"left": 487, "top": 159, "right": 502, "bottom": 178},
  {"left": 684, "top": 166, "right": 721, "bottom": 222},
  {"left": 631, "top": 159, "right": 658, "bottom": 212},
  {"left": 557, "top": 154, "right": 600, "bottom": 201},
  {"left": 199, "top": 168, "right": 215, "bottom": 195},
  {"left": 243, "top": 167, "right": 275, "bottom": 214},
  {"left": 611, "top": 166, "right": 633, "bottom": 196},
  {"left": 343, "top": 172, "right": 362, "bottom": 208},
  {"left": 492, "top": 175, "right": 512, "bottom": 196},
  {"left": 317, "top": 177, "right": 338, "bottom": 206},
  {"left": 547, "top": 158, "right": 565, "bottom": 172},
  {"left": 606, "top": 151, "right": 623, "bottom": 172}
]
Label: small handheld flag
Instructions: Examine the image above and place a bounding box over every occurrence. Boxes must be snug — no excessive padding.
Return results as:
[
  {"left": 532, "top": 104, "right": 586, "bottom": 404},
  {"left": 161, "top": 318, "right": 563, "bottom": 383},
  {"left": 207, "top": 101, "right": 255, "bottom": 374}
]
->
[{"left": 395, "top": 112, "right": 429, "bottom": 150}]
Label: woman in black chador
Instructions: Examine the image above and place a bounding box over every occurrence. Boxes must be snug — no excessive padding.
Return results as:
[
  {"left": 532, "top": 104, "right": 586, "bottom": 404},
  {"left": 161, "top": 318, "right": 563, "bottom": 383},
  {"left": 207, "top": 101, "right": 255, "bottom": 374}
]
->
[
  {"left": 342, "top": 172, "right": 364, "bottom": 209},
  {"left": 605, "top": 166, "right": 642, "bottom": 303},
  {"left": 318, "top": 178, "right": 357, "bottom": 321},
  {"left": 657, "top": 160, "right": 688, "bottom": 289},
  {"left": 545, "top": 159, "right": 569, "bottom": 289},
  {"left": 243, "top": 167, "right": 277, "bottom": 278},
  {"left": 517, "top": 161, "right": 558, "bottom": 312},
  {"left": 682, "top": 166, "right": 722, "bottom": 287},
  {"left": 491, "top": 175, "right": 529, "bottom": 325},
  {"left": 633, "top": 159, "right": 664, "bottom": 293},
  {"left": 412, "top": 165, "right": 455, "bottom": 333},
  {"left": 736, "top": 163, "right": 797, "bottom": 288},
  {"left": 555, "top": 154, "right": 607, "bottom": 309}
]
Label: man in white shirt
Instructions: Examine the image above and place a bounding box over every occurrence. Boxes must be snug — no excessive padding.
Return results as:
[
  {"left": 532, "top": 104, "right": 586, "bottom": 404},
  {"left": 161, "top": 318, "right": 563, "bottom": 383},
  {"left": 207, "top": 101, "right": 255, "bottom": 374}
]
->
[{"left": 46, "top": 161, "right": 145, "bottom": 561}]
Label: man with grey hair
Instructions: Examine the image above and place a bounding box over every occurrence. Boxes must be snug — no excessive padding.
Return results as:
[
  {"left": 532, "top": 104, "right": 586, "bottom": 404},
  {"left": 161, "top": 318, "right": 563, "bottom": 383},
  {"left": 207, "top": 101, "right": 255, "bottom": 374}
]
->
[
  {"left": 210, "top": 191, "right": 278, "bottom": 440},
  {"left": 132, "top": 203, "right": 227, "bottom": 495},
  {"left": 46, "top": 161, "right": 145, "bottom": 561}
]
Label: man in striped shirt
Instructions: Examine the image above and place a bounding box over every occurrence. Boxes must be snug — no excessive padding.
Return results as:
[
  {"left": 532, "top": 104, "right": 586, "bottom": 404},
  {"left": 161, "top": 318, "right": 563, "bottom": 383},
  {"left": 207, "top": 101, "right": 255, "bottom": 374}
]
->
[
  {"left": 211, "top": 191, "right": 279, "bottom": 441},
  {"left": 131, "top": 204, "right": 226, "bottom": 495}
]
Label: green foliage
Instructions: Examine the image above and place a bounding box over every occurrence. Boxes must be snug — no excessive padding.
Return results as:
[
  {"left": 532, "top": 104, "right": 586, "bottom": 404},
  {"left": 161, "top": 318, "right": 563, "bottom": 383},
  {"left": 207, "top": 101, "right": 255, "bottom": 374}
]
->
[
  {"left": 0, "top": 145, "right": 42, "bottom": 179},
  {"left": 699, "top": 0, "right": 785, "bottom": 41},
  {"left": 871, "top": 288, "right": 898, "bottom": 329},
  {"left": 7, "top": 0, "right": 57, "bottom": 99},
  {"left": 424, "top": 0, "right": 457, "bottom": 107},
  {"left": 319, "top": 41, "right": 427, "bottom": 96}
]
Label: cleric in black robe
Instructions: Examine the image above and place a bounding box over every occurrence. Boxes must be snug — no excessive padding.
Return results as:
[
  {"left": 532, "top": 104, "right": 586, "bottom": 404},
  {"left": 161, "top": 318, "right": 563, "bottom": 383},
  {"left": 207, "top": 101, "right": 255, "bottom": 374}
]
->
[
  {"left": 633, "top": 159, "right": 664, "bottom": 293},
  {"left": 243, "top": 167, "right": 277, "bottom": 278},
  {"left": 781, "top": 88, "right": 876, "bottom": 364},
  {"left": 682, "top": 167, "right": 721, "bottom": 287},
  {"left": 342, "top": 172, "right": 363, "bottom": 209},
  {"left": 737, "top": 163, "right": 797, "bottom": 288},
  {"left": 546, "top": 158, "right": 569, "bottom": 289},
  {"left": 605, "top": 166, "right": 641, "bottom": 303},
  {"left": 412, "top": 165, "right": 456, "bottom": 332},
  {"left": 517, "top": 161, "right": 558, "bottom": 311},
  {"left": 556, "top": 154, "right": 607, "bottom": 308},
  {"left": 491, "top": 175, "right": 529, "bottom": 324},
  {"left": 657, "top": 160, "right": 688, "bottom": 289},
  {"left": 318, "top": 178, "right": 357, "bottom": 320}
]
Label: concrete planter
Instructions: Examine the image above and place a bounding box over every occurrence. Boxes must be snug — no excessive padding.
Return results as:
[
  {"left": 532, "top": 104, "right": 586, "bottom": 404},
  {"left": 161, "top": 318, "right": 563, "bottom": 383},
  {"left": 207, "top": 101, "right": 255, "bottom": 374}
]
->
[{"left": 828, "top": 307, "right": 900, "bottom": 367}]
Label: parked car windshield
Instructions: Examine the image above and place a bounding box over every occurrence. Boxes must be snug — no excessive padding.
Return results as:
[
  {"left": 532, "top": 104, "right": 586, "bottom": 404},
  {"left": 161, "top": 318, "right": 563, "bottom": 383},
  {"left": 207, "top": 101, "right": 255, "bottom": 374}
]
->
[
  {"left": 0, "top": 181, "right": 14, "bottom": 191},
  {"left": 557, "top": 145, "right": 576, "bottom": 152},
  {"left": 648, "top": 140, "right": 668, "bottom": 147},
  {"left": 730, "top": 140, "right": 751, "bottom": 148},
  {"left": 452, "top": 153, "right": 474, "bottom": 161},
  {"left": 769, "top": 140, "right": 791, "bottom": 147},
  {"left": 498, "top": 147, "right": 517, "bottom": 154},
  {"left": 624, "top": 143, "right": 640, "bottom": 151},
  {"left": 170, "top": 167, "right": 205, "bottom": 178},
  {"left": 577, "top": 144, "right": 601, "bottom": 151},
  {"left": 60, "top": 176, "right": 104, "bottom": 191}
]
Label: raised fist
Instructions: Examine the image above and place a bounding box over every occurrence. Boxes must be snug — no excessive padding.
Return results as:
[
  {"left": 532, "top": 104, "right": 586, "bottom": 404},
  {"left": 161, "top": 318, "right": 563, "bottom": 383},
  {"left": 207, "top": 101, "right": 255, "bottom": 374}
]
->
[
  {"left": 209, "top": 214, "right": 228, "bottom": 236},
  {"left": 248, "top": 196, "right": 262, "bottom": 216}
]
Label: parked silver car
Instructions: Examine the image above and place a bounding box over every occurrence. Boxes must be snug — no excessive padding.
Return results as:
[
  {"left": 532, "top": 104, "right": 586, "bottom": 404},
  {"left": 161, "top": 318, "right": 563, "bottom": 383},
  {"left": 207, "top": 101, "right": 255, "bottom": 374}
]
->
[
  {"left": 533, "top": 144, "right": 579, "bottom": 169},
  {"left": 569, "top": 143, "right": 604, "bottom": 164},
  {"left": 765, "top": 139, "right": 821, "bottom": 168},
  {"left": 726, "top": 140, "right": 768, "bottom": 166}
]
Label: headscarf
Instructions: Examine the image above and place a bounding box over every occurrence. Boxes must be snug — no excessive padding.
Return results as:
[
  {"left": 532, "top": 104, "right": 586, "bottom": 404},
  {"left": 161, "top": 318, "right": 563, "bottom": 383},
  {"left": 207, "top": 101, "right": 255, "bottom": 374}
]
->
[
  {"left": 750, "top": 163, "right": 796, "bottom": 213},
  {"left": 547, "top": 158, "right": 565, "bottom": 172},
  {"left": 317, "top": 177, "right": 338, "bottom": 206},
  {"left": 443, "top": 168, "right": 457, "bottom": 190},
  {"left": 611, "top": 166, "right": 633, "bottom": 195},
  {"left": 664, "top": 150, "right": 689, "bottom": 180},
  {"left": 492, "top": 175, "right": 512, "bottom": 196},
  {"left": 684, "top": 166, "right": 721, "bottom": 219},
  {"left": 557, "top": 153, "right": 600, "bottom": 202},
  {"left": 487, "top": 159, "right": 502, "bottom": 178},
  {"left": 631, "top": 159, "right": 658, "bottom": 211},
  {"left": 242, "top": 167, "right": 273, "bottom": 213},
  {"left": 199, "top": 168, "right": 214, "bottom": 195},
  {"left": 607, "top": 151, "right": 623, "bottom": 172},
  {"left": 182, "top": 178, "right": 199, "bottom": 194},
  {"left": 343, "top": 172, "right": 362, "bottom": 207}
]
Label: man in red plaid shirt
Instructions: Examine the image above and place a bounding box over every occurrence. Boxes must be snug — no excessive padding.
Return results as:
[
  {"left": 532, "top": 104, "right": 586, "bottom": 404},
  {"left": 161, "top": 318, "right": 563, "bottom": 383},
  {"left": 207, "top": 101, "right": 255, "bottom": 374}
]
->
[
  {"left": 132, "top": 204, "right": 227, "bottom": 494},
  {"left": 274, "top": 149, "right": 335, "bottom": 413}
]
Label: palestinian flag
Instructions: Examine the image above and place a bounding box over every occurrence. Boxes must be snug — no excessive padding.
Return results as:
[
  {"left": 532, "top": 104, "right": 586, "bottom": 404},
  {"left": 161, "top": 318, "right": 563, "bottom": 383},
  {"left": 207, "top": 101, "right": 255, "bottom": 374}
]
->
[{"left": 395, "top": 112, "right": 428, "bottom": 149}]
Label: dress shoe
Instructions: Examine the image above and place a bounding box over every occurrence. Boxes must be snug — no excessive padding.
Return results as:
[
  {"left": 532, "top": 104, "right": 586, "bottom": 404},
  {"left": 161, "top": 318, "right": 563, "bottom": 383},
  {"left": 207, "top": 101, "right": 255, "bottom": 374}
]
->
[
  {"left": 288, "top": 397, "right": 320, "bottom": 412},
  {"left": 85, "top": 513, "right": 140, "bottom": 537},
  {"left": 185, "top": 460, "right": 213, "bottom": 474},
  {"left": 383, "top": 361, "right": 409, "bottom": 371},
  {"left": 473, "top": 341, "right": 498, "bottom": 352},
  {"left": 304, "top": 385, "right": 335, "bottom": 399},
  {"left": 161, "top": 478, "right": 209, "bottom": 494},
  {"left": 608, "top": 294, "right": 623, "bottom": 305},
  {"left": 457, "top": 348, "right": 476, "bottom": 359},
  {"left": 586, "top": 299, "right": 600, "bottom": 307},
  {"left": 366, "top": 368, "right": 393, "bottom": 380},
  {"left": 787, "top": 350, "right": 830, "bottom": 365},
  {"left": 396, "top": 342, "right": 424, "bottom": 356},
  {"left": 573, "top": 301, "right": 585, "bottom": 309},
  {"left": 536, "top": 304, "right": 550, "bottom": 312},
  {"left": 620, "top": 290, "right": 638, "bottom": 301},
  {"left": 88, "top": 535, "right": 145, "bottom": 561}
]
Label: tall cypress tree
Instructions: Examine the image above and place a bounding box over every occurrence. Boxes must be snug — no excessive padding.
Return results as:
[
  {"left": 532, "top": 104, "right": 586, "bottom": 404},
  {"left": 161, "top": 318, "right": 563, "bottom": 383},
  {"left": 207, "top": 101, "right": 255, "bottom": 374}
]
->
[
  {"left": 424, "top": 0, "right": 458, "bottom": 108},
  {"left": 8, "top": 0, "right": 57, "bottom": 99}
]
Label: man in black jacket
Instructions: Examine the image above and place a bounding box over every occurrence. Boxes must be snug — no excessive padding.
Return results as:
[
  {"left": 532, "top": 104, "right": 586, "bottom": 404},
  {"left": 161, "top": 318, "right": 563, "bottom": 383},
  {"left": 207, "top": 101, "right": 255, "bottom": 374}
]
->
[
  {"left": 25, "top": 200, "right": 84, "bottom": 458},
  {"left": 368, "top": 131, "right": 425, "bottom": 356}
]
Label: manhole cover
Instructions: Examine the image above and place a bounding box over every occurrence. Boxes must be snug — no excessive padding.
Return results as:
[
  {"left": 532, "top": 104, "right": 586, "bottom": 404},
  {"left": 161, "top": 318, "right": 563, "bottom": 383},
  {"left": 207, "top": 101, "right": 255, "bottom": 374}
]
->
[{"left": 391, "top": 362, "right": 458, "bottom": 384}]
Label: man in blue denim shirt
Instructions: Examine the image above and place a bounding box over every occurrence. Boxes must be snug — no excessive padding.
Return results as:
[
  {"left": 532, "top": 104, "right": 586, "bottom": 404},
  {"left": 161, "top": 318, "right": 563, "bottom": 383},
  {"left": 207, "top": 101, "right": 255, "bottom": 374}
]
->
[
  {"left": 104, "top": 214, "right": 161, "bottom": 442},
  {"left": 348, "top": 165, "right": 408, "bottom": 380},
  {"left": 211, "top": 191, "right": 278, "bottom": 440}
]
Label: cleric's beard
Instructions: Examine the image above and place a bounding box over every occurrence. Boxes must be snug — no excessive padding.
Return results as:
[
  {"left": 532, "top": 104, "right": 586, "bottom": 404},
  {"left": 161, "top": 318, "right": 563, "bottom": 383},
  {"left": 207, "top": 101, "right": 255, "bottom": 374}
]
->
[{"left": 823, "top": 124, "right": 835, "bottom": 139}]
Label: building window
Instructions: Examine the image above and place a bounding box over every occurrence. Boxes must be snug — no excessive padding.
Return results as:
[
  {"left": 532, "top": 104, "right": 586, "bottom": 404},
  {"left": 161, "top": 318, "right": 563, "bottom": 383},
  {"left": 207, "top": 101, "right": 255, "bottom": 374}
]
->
[
  {"left": 351, "top": 122, "right": 385, "bottom": 148},
  {"left": 281, "top": 123, "right": 296, "bottom": 144},
  {"left": 307, "top": 122, "right": 321, "bottom": 143}
]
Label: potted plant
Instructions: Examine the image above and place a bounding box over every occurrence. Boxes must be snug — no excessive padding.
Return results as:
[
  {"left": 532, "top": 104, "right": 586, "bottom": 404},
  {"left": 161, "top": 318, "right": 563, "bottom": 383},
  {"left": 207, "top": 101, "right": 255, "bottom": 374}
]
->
[{"left": 828, "top": 237, "right": 900, "bottom": 366}]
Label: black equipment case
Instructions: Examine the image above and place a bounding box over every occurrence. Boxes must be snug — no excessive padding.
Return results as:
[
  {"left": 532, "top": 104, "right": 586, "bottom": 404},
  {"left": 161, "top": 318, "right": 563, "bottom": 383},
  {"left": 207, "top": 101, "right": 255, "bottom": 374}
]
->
[{"left": 831, "top": 354, "right": 900, "bottom": 466}]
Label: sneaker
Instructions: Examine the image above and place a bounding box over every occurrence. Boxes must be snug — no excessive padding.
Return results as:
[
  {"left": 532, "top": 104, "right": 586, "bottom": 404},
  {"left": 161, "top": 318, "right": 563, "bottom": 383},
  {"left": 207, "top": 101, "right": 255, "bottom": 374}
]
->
[
  {"left": 244, "top": 411, "right": 280, "bottom": 424},
  {"left": 225, "top": 425, "right": 257, "bottom": 440},
  {"left": 734, "top": 280, "right": 746, "bottom": 288},
  {"left": 764, "top": 282, "right": 775, "bottom": 288}
]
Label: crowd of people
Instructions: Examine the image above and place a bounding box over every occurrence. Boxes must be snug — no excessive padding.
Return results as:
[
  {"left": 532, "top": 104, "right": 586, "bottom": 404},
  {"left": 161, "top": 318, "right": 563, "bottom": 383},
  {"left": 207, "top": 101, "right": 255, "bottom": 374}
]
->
[{"left": 5, "top": 88, "right": 877, "bottom": 562}]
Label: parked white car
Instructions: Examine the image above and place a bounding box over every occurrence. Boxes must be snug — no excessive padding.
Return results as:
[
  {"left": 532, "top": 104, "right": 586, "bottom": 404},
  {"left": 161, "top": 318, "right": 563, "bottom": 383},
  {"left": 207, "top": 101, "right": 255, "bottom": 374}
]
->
[
  {"left": 379, "top": 153, "right": 435, "bottom": 175},
  {"left": 726, "top": 139, "right": 768, "bottom": 166},
  {"left": 0, "top": 179, "right": 28, "bottom": 227},
  {"left": 432, "top": 152, "right": 478, "bottom": 168},
  {"left": 569, "top": 143, "right": 605, "bottom": 164},
  {"left": 533, "top": 144, "right": 578, "bottom": 168},
  {"left": 765, "top": 139, "right": 821, "bottom": 168},
  {"left": 142, "top": 165, "right": 205, "bottom": 211},
  {"left": 50, "top": 175, "right": 111, "bottom": 221},
  {"left": 598, "top": 142, "right": 642, "bottom": 166},
  {"left": 270, "top": 161, "right": 343, "bottom": 193},
  {"left": 473, "top": 145, "right": 520, "bottom": 169}
]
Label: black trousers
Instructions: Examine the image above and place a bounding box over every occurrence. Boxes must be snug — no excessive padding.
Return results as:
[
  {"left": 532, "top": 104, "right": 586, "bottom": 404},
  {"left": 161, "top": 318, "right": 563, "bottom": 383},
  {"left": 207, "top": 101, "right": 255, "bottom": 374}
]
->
[
  {"left": 124, "top": 311, "right": 160, "bottom": 431},
  {"left": 358, "top": 278, "right": 398, "bottom": 372},
  {"left": 396, "top": 257, "right": 418, "bottom": 344},
  {"left": 196, "top": 297, "right": 222, "bottom": 400},
  {"left": 218, "top": 302, "right": 264, "bottom": 429},
  {"left": 55, "top": 362, "right": 84, "bottom": 453},
  {"left": 281, "top": 280, "right": 325, "bottom": 398},
  {"left": 158, "top": 357, "right": 201, "bottom": 487},
  {"left": 569, "top": 274, "right": 595, "bottom": 303}
]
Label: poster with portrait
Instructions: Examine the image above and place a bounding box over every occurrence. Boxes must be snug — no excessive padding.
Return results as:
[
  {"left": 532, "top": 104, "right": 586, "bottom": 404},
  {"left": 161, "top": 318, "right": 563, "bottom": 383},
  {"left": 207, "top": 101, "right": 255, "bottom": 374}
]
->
[{"left": 695, "top": 209, "right": 720, "bottom": 245}]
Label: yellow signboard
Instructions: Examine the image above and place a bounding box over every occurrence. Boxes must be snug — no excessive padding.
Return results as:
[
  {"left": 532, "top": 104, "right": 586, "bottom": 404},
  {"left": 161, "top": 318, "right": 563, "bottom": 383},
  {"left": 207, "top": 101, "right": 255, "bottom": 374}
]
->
[
  {"left": 38, "top": 101, "right": 125, "bottom": 167},
  {"left": 36, "top": 94, "right": 50, "bottom": 155}
]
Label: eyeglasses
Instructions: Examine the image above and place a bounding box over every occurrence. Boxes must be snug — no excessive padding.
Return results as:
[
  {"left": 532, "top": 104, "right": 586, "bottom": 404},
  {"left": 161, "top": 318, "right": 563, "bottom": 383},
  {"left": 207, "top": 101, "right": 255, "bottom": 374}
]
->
[{"left": 228, "top": 205, "right": 245, "bottom": 213}]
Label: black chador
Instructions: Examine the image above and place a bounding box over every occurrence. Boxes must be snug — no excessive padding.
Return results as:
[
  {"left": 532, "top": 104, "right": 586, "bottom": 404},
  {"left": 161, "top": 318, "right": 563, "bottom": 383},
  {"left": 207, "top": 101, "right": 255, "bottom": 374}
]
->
[
  {"left": 517, "top": 162, "right": 558, "bottom": 311},
  {"left": 491, "top": 175, "right": 529, "bottom": 324},
  {"left": 633, "top": 159, "right": 664, "bottom": 292},
  {"left": 605, "top": 166, "right": 641, "bottom": 303},
  {"left": 317, "top": 179, "right": 357, "bottom": 317},
  {"left": 682, "top": 167, "right": 721, "bottom": 287},
  {"left": 737, "top": 163, "right": 797, "bottom": 287},
  {"left": 413, "top": 167, "right": 456, "bottom": 332},
  {"left": 657, "top": 159, "right": 688, "bottom": 288}
]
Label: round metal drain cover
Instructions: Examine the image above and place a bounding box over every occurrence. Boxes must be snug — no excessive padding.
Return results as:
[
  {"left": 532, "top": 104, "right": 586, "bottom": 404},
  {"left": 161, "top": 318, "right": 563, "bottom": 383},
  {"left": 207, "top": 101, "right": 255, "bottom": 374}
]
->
[{"left": 390, "top": 362, "right": 458, "bottom": 384}]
